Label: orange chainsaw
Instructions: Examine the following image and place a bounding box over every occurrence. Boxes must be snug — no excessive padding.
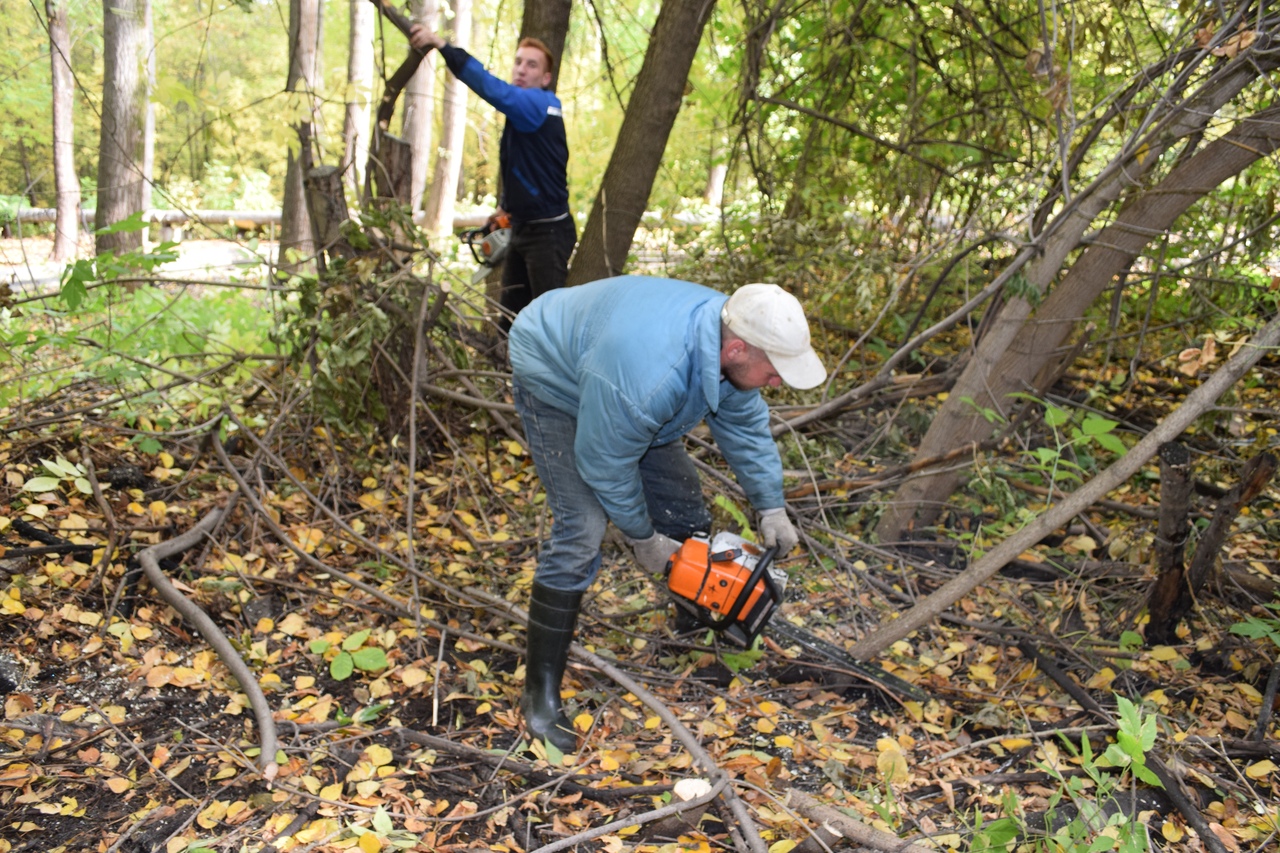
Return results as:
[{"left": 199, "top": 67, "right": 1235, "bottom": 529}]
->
[
  {"left": 461, "top": 212, "right": 511, "bottom": 284},
  {"left": 665, "top": 531, "right": 927, "bottom": 701}
]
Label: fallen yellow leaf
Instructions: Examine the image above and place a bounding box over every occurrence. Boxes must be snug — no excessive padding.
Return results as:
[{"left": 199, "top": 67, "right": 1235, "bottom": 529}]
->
[{"left": 1245, "top": 760, "right": 1277, "bottom": 779}]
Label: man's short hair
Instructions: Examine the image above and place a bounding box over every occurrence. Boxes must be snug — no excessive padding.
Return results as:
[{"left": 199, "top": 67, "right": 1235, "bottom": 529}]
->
[{"left": 519, "top": 37, "right": 556, "bottom": 77}]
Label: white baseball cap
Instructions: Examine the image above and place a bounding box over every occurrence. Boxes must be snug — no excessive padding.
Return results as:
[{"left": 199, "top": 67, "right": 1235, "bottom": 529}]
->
[{"left": 721, "top": 283, "right": 827, "bottom": 389}]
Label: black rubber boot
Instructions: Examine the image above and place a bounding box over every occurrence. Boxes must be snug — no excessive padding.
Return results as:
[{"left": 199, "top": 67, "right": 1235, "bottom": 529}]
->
[{"left": 521, "top": 583, "right": 583, "bottom": 753}]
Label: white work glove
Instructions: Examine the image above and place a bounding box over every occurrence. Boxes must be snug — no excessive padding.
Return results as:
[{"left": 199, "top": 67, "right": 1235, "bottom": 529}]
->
[
  {"left": 758, "top": 508, "right": 799, "bottom": 554},
  {"left": 628, "top": 532, "right": 682, "bottom": 574}
]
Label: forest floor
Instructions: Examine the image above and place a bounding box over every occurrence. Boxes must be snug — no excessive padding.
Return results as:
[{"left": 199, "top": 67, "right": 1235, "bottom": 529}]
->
[{"left": 0, "top": 261, "right": 1278, "bottom": 853}]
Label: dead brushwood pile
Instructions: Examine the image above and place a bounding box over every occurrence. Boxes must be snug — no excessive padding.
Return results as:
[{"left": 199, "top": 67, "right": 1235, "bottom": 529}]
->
[{"left": 0, "top": 288, "right": 1279, "bottom": 853}]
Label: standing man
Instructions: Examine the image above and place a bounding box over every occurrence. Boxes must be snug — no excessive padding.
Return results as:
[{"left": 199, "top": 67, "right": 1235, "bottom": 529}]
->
[
  {"left": 508, "top": 276, "right": 827, "bottom": 752},
  {"left": 410, "top": 25, "right": 575, "bottom": 328}
]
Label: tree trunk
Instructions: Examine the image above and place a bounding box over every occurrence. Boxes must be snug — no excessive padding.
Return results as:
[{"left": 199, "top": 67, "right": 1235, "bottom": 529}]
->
[
  {"left": 96, "top": 0, "right": 149, "bottom": 255},
  {"left": 420, "top": 0, "right": 471, "bottom": 238},
  {"left": 280, "top": 0, "right": 322, "bottom": 268},
  {"left": 518, "top": 0, "right": 571, "bottom": 92},
  {"left": 305, "top": 164, "right": 353, "bottom": 266},
  {"left": 873, "top": 45, "right": 1280, "bottom": 542},
  {"left": 47, "top": 0, "right": 79, "bottom": 261},
  {"left": 567, "top": 0, "right": 716, "bottom": 286},
  {"left": 1145, "top": 442, "right": 1194, "bottom": 645},
  {"left": 343, "top": 0, "right": 376, "bottom": 200},
  {"left": 402, "top": 0, "right": 438, "bottom": 213},
  {"left": 142, "top": 0, "right": 155, "bottom": 200}
]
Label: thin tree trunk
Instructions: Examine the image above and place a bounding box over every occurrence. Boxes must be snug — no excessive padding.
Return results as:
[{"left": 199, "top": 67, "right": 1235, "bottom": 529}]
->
[
  {"left": 518, "top": 0, "right": 571, "bottom": 92},
  {"left": 567, "top": 0, "right": 717, "bottom": 286},
  {"left": 96, "top": 0, "right": 149, "bottom": 254},
  {"left": 343, "top": 0, "right": 376, "bottom": 200},
  {"left": 280, "top": 0, "right": 322, "bottom": 267},
  {"left": 402, "top": 0, "right": 438, "bottom": 212},
  {"left": 48, "top": 0, "right": 79, "bottom": 261},
  {"left": 142, "top": 0, "right": 155, "bottom": 201},
  {"left": 420, "top": 0, "right": 471, "bottom": 238}
]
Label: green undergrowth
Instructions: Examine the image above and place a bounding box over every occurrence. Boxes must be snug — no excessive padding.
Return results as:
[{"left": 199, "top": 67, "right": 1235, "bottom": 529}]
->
[{"left": 0, "top": 230, "right": 280, "bottom": 427}]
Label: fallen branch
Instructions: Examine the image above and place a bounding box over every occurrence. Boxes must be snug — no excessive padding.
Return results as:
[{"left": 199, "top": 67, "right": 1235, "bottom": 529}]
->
[
  {"left": 784, "top": 438, "right": 1004, "bottom": 499},
  {"left": 847, "top": 312, "right": 1280, "bottom": 661},
  {"left": 785, "top": 788, "right": 935, "bottom": 853},
  {"left": 136, "top": 492, "right": 279, "bottom": 782},
  {"left": 1006, "top": 478, "right": 1159, "bottom": 520},
  {"left": 392, "top": 728, "right": 673, "bottom": 803}
]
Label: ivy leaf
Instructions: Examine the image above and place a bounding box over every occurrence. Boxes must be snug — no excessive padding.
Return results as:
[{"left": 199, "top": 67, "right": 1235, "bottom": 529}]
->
[
  {"left": 330, "top": 651, "right": 354, "bottom": 681},
  {"left": 1044, "top": 406, "right": 1069, "bottom": 428}
]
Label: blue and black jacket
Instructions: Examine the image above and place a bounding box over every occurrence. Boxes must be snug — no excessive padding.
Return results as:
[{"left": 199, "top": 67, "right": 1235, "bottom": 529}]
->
[{"left": 439, "top": 44, "right": 570, "bottom": 224}]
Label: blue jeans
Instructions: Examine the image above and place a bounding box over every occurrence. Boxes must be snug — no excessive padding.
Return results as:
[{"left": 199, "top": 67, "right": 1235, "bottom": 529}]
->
[{"left": 513, "top": 382, "right": 712, "bottom": 593}]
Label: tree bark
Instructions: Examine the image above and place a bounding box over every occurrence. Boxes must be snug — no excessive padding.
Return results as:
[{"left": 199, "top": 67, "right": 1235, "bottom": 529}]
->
[
  {"left": 518, "top": 0, "right": 571, "bottom": 92},
  {"left": 1145, "top": 442, "right": 1194, "bottom": 644},
  {"left": 567, "top": 0, "right": 716, "bottom": 286},
  {"left": 420, "top": 0, "right": 471, "bottom": 238},
  {"left": 47, "top": 0, "right": 79, "bottom": 261},
  {"left": 1171, "top": 453, "right": 1278, "bottom": 622},
  {"left": 848, "top": 310, "right": 1280, "bottom": 661},
  {"left": 306, "top": 164, "right": 353, "bottom": 266},
  {"left": 96, "top": 0, "right": 149, "bottom": 254},
  {"left": 874, "top": 65, "right": 1280, "bottom": 542},
  {"left": 280, "top": 0, "right": 322, "bottom": 268},
  {"left": 402, "top": 0, "right": 439, "bottom": 212},
  {"left": 343, "top": 0, "right": 376, "bottom": 201},
  {"left": 142, "top": 0, "right": 155, "bottom": 200}
]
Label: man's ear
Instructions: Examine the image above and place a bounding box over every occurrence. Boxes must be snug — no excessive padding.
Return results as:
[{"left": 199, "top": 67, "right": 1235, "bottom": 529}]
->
[{"left": 721, "top": 337, "right": 747, "bottom": 362}]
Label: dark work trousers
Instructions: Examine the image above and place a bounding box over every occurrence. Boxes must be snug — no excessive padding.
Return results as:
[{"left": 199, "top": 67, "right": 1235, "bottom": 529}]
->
[{"left": 499, "top": 215, "right": 577, "bottom": 331}]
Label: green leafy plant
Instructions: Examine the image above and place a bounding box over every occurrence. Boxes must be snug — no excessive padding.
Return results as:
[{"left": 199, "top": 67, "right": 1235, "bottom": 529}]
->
[
  {"left": 1012, "top": 694, "right": 1160, "bottom": 853},
  {"left": 22, "top": 457, "right": 93, "bottom": 496},
  {"left": 310, "top": 629, "right": 390, "bottom": 681},
  {"left": 1015, "top": 396, "right": 1129, "bottom": 486},
  {"left": 713, "top": 494, "right": 754, "bottom": 540},
  {"left": 1230, "top": 601, "right": 1280, "bottom": 649},
  {"left": 721, "top": 641, "right": 765, "bottom": 673}
]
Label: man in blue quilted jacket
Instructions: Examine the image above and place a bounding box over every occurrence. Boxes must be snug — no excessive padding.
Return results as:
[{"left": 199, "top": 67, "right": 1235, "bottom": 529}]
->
[
  {"left": 410, "top": 25, "right": 574, "bottom": 328},
  {"left": 508, "top": 276, "right": 826, "bottom": 752}
]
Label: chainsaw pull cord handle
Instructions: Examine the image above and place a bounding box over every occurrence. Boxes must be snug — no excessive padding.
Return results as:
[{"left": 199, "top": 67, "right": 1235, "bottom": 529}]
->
[{"left": 695, "top": 545, "right": 779, "bottom": 631}]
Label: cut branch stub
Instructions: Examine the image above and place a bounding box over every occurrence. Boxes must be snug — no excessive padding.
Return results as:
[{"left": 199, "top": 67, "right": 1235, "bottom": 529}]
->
[{"left": 1146, "top": 441, "right": 1194, "bottom": 644}]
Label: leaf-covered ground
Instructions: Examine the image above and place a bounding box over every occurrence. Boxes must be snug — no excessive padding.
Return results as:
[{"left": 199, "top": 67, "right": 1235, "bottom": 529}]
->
[{"left": 1, "top": 343, "right": 1279, "bottom": 853}]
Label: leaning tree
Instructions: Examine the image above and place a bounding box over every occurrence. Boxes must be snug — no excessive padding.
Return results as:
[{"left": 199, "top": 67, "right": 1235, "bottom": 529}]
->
[{"left": 874, "top": 9, "right": 1280, "bottom": 541}]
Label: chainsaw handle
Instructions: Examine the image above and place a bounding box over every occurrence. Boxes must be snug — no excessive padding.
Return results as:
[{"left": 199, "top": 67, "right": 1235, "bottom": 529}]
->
[
  {"left": 459, "top": 229, "right": 487, "bottom": 265},
  {"left": 696, "top": 545, "right": 779, "bottom": 631}
]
